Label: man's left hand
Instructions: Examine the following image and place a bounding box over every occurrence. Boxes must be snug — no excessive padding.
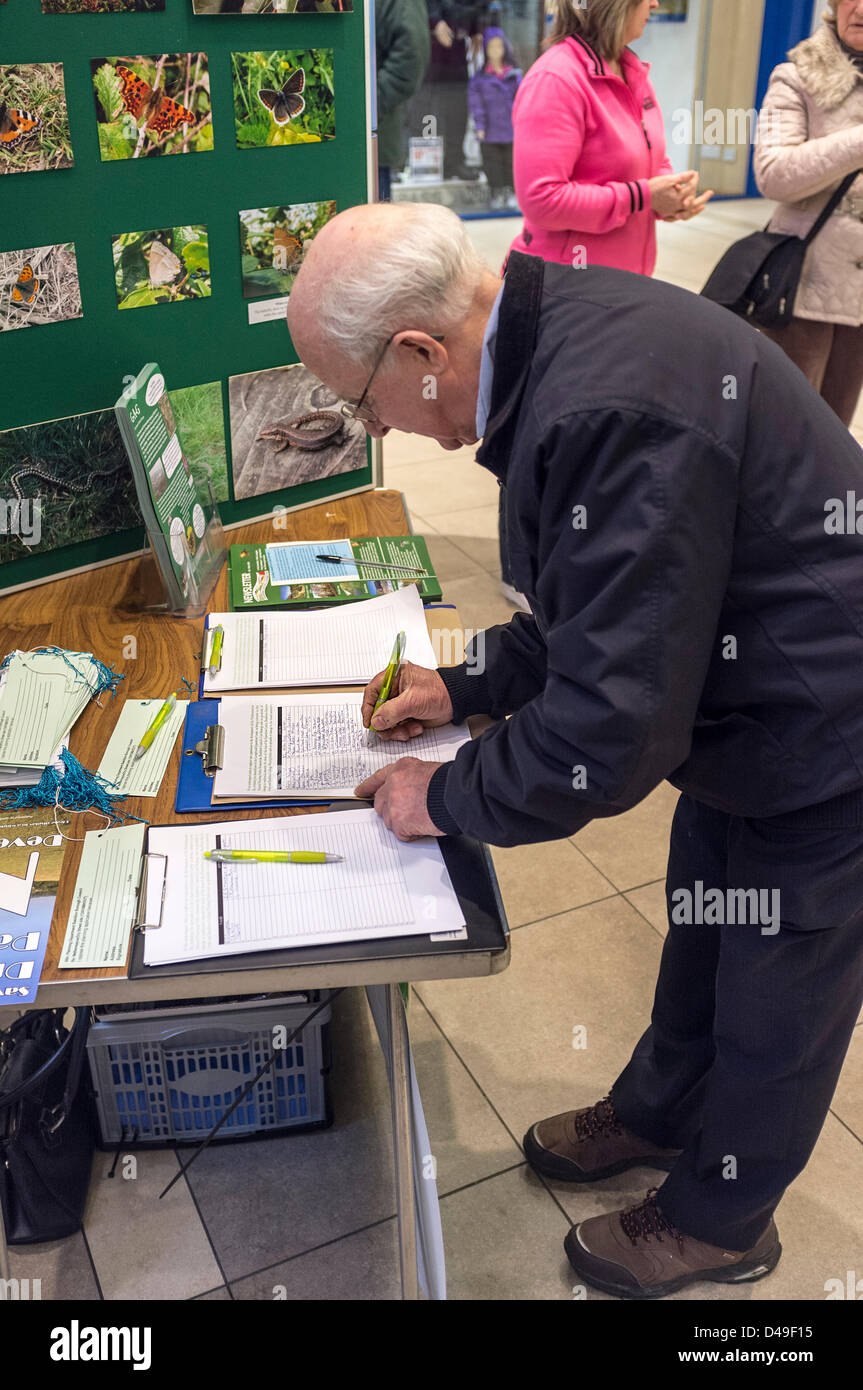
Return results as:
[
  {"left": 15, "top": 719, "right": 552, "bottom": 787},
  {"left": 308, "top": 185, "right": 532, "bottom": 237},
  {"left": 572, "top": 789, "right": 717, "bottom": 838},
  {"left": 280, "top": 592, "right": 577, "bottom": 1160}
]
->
[{"left": 355, "top": 758, "right": 444, "bottom": 841}]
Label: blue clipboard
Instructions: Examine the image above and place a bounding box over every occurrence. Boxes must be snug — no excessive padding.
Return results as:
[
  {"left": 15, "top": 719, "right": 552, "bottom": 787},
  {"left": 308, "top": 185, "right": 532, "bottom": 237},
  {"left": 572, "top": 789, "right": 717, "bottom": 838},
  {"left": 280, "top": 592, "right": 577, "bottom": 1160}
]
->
[{"left": 175, "top": 699, "right": 328, "bottom": 814}]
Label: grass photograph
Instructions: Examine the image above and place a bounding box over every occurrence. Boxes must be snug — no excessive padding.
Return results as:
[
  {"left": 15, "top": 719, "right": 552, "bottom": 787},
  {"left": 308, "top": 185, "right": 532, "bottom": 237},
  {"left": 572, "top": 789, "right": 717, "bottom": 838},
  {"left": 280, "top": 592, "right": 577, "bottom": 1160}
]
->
[
  {"left": 43, "top": 0, "right": 164, "bottom": 12},
  {"left": 171, "top": 380, "right": 229, "bottom": 503},
  {"left": 0, "top": 63, "right": 74, "bottom": 175},
  {"left": 239, "top": 199, "right": 336, "bottom": 299},
  {"left": 0, "top": 409, "right": 139, "bottom": 563},
  {"left": 91, "top": 54, "right": 212, "bottom": 161},
  {"left": 112, "top": 225, "right": 211, "bottom": 309},
  {"left": 232, "top": 49, "right": 334, "bottom": 149},
  {"left": 1, "top": 242, "right": 82, "bottom": 333}
]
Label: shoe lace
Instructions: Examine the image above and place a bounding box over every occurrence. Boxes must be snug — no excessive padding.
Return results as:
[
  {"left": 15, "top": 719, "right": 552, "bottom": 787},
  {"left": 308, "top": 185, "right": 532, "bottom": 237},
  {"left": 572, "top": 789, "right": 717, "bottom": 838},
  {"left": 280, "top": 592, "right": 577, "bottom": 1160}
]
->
[
  {"left": 620, "top": 1189, "right": 685, "bottom": 1251},
  {"left": 573, "top": 1094, "right": 622, "bottom": 1142}
]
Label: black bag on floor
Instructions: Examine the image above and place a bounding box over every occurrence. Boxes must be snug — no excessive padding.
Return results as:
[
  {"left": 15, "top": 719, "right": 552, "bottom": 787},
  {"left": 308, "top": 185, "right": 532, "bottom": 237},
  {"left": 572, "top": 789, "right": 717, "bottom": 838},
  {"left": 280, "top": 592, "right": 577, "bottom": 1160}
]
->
[
  {"left": 701, "top": 170, "right": 861, "bottom": 328},
  {"left": 0, "top": 1007, "right": 95, "bottom": 1244}
]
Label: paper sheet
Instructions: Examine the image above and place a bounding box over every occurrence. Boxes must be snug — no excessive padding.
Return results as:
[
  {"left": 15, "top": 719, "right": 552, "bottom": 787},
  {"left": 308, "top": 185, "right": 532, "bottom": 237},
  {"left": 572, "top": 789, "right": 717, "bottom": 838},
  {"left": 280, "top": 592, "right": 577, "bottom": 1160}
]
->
[
  {"left": 98, "top": 698, "right": 187, "bottom": 797},
  {"left": 143, "top": 808, "right": 465, "bottom": 966},
  {"left": 0, "top": 741, "right": 66, "bottom": 788},
  {"left": 265, "top": 539, "right": 358, "bottom": 584},
  {"left": 0, "top": 650, "right": 96, "bottom": 769},
  {"left": 212, "top": 692, "right": 469, "bottom": 800},
  {"left": 59, "top": 822, "right": 147, "bottom": 969},
  {"left": 202, "top": 585, "right": 438, "bottom": 693}
]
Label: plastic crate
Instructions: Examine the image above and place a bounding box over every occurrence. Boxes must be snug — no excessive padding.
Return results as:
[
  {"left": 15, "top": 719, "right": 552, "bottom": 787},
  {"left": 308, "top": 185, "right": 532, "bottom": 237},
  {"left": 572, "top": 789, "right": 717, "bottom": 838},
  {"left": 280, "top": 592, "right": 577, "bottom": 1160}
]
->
[{"left": 86, "top": 993, "right": 332, "bottom": 1148}]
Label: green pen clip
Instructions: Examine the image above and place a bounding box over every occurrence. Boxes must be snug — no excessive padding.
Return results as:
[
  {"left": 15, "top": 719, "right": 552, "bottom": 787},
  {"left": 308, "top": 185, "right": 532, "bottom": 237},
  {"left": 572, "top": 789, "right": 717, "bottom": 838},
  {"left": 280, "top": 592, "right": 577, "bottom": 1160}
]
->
[{"left": 367, "top": 630, "right": 406, "bottom": 745}]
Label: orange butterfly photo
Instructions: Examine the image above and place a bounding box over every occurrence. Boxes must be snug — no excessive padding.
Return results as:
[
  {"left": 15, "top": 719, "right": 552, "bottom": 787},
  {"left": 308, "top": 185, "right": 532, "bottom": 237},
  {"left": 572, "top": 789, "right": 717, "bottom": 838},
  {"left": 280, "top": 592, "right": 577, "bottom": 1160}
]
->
[
  {"left": 1, "top": 242, "right": 83, "bottom": 333},
  {"left": 239, "top": 200, "right": 336, "bottom": 300},
  {"left": 0, "top": 63, "right": 74, "bottom": 176},
  {"left": 91, "top": 54, "right": 212, "bottom": 161}
]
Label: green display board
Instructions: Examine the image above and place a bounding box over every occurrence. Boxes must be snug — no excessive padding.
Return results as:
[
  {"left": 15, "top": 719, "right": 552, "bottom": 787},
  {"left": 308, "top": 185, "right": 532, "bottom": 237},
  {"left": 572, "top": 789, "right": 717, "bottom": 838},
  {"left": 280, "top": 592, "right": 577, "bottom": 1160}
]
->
[{"left": 0, "top": 0, "right": 371, "bottom": 594}]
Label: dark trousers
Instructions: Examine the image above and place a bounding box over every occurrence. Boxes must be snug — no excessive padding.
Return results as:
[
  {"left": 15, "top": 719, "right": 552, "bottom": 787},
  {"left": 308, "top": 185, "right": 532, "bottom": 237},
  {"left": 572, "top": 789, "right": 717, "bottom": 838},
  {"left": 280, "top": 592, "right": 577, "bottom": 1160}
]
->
[
  {"left": 423, "top": 79, "right": 469, "bottom": 178},
  {"left": 481, "top": 140, "right": 513, "bottom": 193},
  {"left": 760, "top": 318, "right": 863, "bottom": 428},
  {"left": 612, "top": 792, "right": 863, "bottom": 1251}
]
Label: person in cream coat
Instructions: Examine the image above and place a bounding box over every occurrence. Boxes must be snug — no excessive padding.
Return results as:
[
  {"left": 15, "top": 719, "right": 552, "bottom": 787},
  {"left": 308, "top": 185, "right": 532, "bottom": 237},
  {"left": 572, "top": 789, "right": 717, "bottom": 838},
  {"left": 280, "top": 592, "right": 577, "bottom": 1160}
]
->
[{"left": 755, "top": 0, "right": 863, "bottom": 426}]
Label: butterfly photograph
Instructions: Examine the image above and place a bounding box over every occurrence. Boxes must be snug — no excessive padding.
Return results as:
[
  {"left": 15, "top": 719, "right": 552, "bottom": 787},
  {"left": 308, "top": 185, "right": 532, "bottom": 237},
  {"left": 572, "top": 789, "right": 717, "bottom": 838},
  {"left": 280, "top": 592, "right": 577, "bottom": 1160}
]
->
[
  {"left": 239, "top": 200, "right": 336, "bottom": 300},
  {"left": 1, "top": 243, "right": 83, "bottom": 333},
  {"left": 232, "top": 50, "right": 335, "bottom": 149},
  {"left": 0, "top": 63, "right": 74, "bottom": 175},
  {"left": 112, "top": 225, "right": 211, "bottom": 310},
  {"left": 91, "top": 54, "right": 212, "bottom": 161},
  {"left": 193, "top": 0, "right": 351, "bottom": 12}
]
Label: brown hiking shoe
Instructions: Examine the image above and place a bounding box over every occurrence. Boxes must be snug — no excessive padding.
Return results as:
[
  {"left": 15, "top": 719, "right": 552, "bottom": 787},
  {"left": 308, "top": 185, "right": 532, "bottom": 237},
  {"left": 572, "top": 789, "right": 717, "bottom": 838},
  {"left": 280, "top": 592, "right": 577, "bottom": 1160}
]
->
[
  {"left": 523, "top": 1095, "right": 682, "bottom": 1182},
  {"left": 565, "top": 1188, "right": 782, "bottom": 1299}
]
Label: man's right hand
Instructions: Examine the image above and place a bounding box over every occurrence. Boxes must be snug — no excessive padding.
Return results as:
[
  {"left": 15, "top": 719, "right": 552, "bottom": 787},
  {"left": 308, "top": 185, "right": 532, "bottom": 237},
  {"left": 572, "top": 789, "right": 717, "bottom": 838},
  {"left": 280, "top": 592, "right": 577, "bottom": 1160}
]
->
[
  {"left": 434, "top": 20, "right": 454, "bottom": 48},
  {"left": 361, "top": 660, "right": 454, "bottom": 742}
]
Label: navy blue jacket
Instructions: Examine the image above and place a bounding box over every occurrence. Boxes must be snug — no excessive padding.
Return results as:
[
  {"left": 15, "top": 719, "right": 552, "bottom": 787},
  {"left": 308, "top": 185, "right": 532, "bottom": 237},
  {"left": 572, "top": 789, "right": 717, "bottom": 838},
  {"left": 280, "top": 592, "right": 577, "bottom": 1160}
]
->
[{"left": 426, "top": 251, "right": 863, "bottom": 846}]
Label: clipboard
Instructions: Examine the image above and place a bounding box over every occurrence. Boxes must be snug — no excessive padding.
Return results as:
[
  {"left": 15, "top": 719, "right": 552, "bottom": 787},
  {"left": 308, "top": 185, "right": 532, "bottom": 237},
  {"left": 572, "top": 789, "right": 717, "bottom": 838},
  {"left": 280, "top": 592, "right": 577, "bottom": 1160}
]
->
[
  {"left": 129, "top": 803, "right": 509, "bottom": 981},
  {"left": 197, "top": 603, "right": 462, "bottom": 699},
  {"left": 184, "top": 602, "right": 467, "bottom": 811},
  {"left": 175, "top": 699, "right": 326, "bottom": 814}
]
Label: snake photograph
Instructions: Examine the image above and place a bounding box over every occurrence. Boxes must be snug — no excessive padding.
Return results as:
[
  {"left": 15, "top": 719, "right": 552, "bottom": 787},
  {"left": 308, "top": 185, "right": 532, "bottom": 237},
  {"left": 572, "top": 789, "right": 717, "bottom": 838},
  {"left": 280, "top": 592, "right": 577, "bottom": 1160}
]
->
[{"left": 9, "top": 457, "right": 126, "bottom": 502}]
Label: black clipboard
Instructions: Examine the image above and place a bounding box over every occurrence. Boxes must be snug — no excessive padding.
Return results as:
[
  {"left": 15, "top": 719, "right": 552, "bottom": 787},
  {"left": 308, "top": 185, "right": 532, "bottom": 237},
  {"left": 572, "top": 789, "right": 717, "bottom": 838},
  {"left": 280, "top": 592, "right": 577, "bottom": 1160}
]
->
[{"left": 128, "top": 804, "right": 508, "bottom": 981}]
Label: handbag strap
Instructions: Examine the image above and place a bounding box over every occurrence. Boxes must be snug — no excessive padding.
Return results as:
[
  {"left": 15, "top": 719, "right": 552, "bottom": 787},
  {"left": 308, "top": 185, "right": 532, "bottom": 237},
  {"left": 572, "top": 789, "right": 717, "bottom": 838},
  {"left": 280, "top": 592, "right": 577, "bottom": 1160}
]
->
[{"left": 803, "top": 169, "right": 863, "bottom": 246}]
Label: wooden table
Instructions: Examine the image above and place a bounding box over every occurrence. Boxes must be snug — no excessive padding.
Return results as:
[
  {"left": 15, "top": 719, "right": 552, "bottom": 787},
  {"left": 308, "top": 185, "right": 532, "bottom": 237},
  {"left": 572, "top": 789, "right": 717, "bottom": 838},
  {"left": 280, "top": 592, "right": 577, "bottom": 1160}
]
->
[{"left": 0, "top": 487, "right": 510, "bottom": 1299}]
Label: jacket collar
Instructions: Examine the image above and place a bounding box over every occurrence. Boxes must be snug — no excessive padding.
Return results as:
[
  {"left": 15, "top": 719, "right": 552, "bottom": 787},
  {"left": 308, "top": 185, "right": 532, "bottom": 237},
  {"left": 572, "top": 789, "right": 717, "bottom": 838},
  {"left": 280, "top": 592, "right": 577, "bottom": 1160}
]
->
[
  {"left": 564, "top": 34, "right": 651, "bottom": 93},
  {"left": 476, "top": 251, "right": 546, "bottom": 484},
  {"left": 788, "top": 22, "right": 862, "bottom": 111}
]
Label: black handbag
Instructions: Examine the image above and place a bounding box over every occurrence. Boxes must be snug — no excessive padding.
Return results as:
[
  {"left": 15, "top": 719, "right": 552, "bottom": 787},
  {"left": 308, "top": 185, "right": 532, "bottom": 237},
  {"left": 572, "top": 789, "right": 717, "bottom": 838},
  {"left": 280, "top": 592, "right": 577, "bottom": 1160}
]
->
[
  {"left": 701, "top": 170, "right": 862, "bottom": 328},
  {"left": 0, "top": 1007, "right": 95, "bottom": 1245}
]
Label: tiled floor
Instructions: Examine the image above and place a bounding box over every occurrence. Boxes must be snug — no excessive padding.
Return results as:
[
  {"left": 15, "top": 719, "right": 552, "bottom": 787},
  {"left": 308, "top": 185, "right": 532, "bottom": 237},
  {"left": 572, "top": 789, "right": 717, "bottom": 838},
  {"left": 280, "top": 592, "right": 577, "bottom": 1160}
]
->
[{"left": 13, "top": 202, "right": 863, "bottom": 1301}]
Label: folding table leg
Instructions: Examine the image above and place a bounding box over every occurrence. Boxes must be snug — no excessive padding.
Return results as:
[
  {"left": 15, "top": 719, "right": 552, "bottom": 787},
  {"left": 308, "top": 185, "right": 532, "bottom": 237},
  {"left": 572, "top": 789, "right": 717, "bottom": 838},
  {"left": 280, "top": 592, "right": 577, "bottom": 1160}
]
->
[
  {"left": 0, "top": 1201, "right": 10, "bottom": 1284},
  {"left": 386, "top": 982, "right": 419, "bottom": 1301}
]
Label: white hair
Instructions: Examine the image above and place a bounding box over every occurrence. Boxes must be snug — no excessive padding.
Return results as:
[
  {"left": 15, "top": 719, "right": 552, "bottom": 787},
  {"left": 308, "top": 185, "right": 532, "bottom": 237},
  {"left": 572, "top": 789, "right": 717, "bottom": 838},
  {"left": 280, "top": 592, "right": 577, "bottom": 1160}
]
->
[{"left": 313, "top": 203, "right": 486, "bottom": 368}]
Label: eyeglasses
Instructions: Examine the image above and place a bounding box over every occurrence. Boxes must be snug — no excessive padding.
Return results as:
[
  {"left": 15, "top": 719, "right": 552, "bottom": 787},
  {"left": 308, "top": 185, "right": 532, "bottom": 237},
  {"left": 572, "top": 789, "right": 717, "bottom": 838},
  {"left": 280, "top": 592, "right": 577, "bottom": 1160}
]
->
[{"left": 341, "top": 332, "right": 445, "bottom": 426}]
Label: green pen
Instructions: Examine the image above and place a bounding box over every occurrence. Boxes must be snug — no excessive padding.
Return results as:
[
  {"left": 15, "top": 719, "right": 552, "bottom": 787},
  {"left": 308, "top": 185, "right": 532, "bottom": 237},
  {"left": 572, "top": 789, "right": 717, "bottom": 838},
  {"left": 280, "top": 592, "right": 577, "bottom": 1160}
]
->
[
  {"left": 134, "top": 693, "right": 177, "bottom": 761},
  {"left": 367, "top": 630, "right": 406, "bottom": 744},
  {"left": 208, "top": 624, "right": 224, "bottom": 677},
  {"left": 204, "top": 849, "right": 344, "bottom": 864}
]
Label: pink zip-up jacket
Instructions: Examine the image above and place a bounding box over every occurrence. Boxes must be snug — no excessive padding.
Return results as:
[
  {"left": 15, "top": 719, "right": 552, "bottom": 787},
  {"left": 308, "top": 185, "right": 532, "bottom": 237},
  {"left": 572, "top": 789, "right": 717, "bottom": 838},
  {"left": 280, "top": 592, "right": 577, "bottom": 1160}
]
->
[{"left": 510, "top": 35, "right": 674, "bottom": 274}]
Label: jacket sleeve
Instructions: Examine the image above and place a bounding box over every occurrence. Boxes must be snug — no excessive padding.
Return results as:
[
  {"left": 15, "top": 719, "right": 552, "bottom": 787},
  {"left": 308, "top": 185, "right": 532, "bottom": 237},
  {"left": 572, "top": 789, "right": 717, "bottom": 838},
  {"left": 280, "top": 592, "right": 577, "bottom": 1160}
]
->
[
  {"left": 754, "top": 67, "right": 863, "bottom": 203},
  {"left": 437, "top": 611, "right": 549, "bottom": 725},
  {"left": 513, "top": 72, "right": 651, "bottom": 234},
  {"left": 467, "top": 74, "right": 487, "bottom": 133},
  {"left": 428, "top": 0, "right": 480, "bottom": 31},
  {"left": 426, "top": 411, "right": 738, "bottom": 846},
  {"left": 377, "top": 0, "right": 431, "bottom": 118}
]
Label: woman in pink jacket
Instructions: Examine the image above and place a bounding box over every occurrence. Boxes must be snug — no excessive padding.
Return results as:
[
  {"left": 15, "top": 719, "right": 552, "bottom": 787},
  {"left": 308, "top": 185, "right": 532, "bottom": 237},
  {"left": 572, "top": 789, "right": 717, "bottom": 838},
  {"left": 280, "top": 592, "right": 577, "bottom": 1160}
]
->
[
  {"left": 509, "top": 0, "right": 713, "bottom": 275},
  {"left": 497, "top": 0, "right": 712, "bottom": 610}
]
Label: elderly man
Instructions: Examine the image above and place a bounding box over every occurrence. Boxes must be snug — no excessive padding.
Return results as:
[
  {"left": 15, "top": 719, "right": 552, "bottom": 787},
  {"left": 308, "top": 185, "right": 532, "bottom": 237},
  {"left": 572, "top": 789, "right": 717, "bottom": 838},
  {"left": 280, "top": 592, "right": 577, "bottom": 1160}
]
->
[{"left": 287, "top": 202, "right": 863, "bottom": 1300}]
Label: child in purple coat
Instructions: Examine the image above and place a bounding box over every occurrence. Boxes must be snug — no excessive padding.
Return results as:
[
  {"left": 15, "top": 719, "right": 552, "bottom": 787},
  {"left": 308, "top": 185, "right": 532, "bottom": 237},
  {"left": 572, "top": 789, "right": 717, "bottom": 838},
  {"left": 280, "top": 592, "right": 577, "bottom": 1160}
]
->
[{"left": 468, "top": 27, "right": 522, "bottom": 210}]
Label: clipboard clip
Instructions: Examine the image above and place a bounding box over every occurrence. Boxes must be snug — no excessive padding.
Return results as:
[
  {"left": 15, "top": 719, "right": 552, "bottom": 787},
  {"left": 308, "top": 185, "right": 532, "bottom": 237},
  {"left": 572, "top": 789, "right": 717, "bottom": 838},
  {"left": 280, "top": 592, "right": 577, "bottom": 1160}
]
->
[
  {"left": 192, "top": 723, "right": 225, "bottom": 778},
  {"left": 134, "top": 852, "right": 168, "bottom": 933}
]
